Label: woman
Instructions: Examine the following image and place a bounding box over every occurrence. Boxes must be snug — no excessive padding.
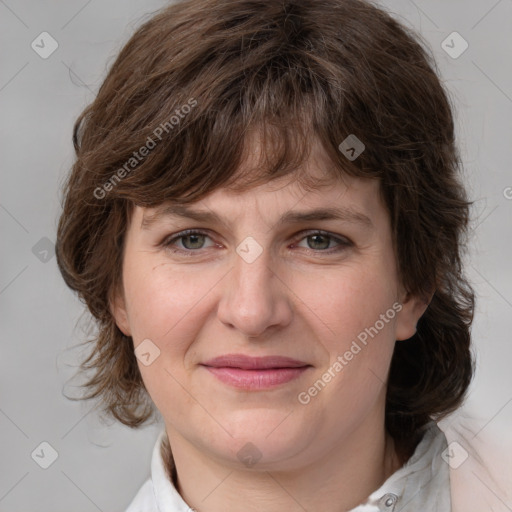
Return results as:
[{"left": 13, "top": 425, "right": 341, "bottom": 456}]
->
[{"left": 55, "top": 0, "right": 511, "bottom": 510}]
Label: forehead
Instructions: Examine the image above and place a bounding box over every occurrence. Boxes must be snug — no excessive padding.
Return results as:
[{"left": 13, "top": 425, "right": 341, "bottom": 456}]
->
[
  {"left": 201, "top": 166, "right": 376, "bottom": 213},
  {"left": 138, "top": 171, "right": 382, "bottom": 235},
  {"left": 137, "top": 130, "right": 384, "bottom": 229}
]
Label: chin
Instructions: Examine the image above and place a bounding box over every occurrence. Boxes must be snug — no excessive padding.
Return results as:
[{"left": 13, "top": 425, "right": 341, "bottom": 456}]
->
[{"left": 220, "top": 416, "right": 311, "bottom": 460}]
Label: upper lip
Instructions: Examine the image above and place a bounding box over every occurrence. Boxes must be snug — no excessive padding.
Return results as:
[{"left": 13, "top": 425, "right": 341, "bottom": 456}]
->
[{"left": 201, "top": 354, "right": 311, "bottom": 370}]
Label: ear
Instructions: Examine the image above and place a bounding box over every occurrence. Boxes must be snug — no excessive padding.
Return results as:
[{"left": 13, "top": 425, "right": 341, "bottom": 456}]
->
[
  {"left": 395, "top": 289, "right": 434, "bottom": 341},
  {"left": 109, "top": 284, "right": 132, "bottom": 337}
]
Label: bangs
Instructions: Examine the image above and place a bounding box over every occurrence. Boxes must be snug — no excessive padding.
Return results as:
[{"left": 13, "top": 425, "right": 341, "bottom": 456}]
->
[
  {"left": 103, "top": 90, "right": 358, "bottom": 209},
  {"left": 79, "top": 15, "right": 373, "bottom": 209}
]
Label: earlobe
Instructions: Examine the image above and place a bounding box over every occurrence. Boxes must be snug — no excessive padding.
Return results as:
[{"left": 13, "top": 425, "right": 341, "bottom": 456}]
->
[
  {"left": 109, "top": 287, "right": 131, "bottom": 337},
  {"left": 395, "top": 290, "right": 433, "bottom": 341}
]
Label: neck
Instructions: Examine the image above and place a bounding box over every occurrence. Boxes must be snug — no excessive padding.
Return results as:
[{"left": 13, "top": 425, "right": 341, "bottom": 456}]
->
[{"left": 162, "top": 417, "right": 404, "bottom": 512}]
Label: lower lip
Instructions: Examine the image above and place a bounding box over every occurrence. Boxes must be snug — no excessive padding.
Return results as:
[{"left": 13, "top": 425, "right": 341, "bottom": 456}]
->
[{"left": 202, "top": 366, "right": 310, "bottom": 390}]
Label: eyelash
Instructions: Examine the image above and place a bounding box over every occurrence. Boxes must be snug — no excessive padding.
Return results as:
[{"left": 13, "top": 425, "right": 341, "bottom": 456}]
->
[{"left": 160, "top": 229, "right": 352, "bottom": 257}]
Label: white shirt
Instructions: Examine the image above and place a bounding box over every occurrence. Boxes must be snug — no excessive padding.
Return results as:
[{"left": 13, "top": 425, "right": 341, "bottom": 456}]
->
[{"left": 125, "top": 421, "right": 451, "bottom": 512}]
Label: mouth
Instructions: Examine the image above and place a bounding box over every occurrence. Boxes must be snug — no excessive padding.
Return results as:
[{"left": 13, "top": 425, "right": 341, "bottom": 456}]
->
[{"left": 200, "top": 354, "right": 312, "bottom": 390}]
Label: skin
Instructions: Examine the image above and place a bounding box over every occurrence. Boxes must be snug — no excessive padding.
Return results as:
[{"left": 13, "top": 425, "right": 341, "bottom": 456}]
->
[{"left": 112, "top": 136, "right": 429, "bottom": 512}]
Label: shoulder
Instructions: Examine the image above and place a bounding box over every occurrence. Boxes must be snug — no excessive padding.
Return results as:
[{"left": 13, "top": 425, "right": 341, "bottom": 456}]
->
[
  {"left": 439, "top": 408, "right": 512, "bottom": 512},
  {"left": 124, "top": 478, "right": 157, "bottom": 512},
  {"left": 123, "top": 430, "right": 164, "bottom": 512},
  {"left": 123, "top": 429, "right": 193, "bottom": 512},
  {"left": 360, "top": 421, "right": 451, "bottom": 511}
]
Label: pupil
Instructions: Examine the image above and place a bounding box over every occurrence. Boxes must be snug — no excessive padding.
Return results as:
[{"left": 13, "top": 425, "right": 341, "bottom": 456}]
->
[
  {"left": 185, "top": 234, "right": 203, "bottom": 249},
  {"left": 310, "top": 234, "right": 329, "bottom": 250}
]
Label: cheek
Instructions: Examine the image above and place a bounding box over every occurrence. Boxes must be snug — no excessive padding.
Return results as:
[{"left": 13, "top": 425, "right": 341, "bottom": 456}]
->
[
  {"left": 122, "top": 256, "right": 216, "bottom": 343},
  {"left": 306, "top": 270, "right": 399, "bottom": 403},
  {"left": 292, "top": 263, "right": 399, "bottom": 345},
  {"left": 122, "top": 260, "right": 210, "bottom": 407}
]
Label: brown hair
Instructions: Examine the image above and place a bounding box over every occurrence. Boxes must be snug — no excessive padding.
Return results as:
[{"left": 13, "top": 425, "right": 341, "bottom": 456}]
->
[{"left": 56, "top": 0, "right": 475, "bottom": 452}]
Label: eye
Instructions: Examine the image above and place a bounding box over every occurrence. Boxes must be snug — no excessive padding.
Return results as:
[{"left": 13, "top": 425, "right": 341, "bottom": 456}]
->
[
  {"left": 161, "top": 229, "right": 352, "bottom": 256},
  {"left": 292, "top": 230, "right": 352, "bottom": 254},
  {"left": 163, "top": 230, "right": 215, "bottom": 253}
]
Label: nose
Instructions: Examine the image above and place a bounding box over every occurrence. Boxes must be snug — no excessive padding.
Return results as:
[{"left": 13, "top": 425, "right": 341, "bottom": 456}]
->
[{"left": 216, "top": 243, "right": 293, "bottom": 339}]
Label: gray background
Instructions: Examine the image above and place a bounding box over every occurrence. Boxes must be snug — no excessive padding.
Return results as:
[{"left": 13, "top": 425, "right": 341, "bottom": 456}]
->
[{"left": 1, "top": 0, "right": 511, "bottom": 510}]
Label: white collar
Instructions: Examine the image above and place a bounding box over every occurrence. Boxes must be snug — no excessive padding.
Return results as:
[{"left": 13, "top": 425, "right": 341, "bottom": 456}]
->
[{"left": 353, "top": 421, "right": 451, "bottom": 511}]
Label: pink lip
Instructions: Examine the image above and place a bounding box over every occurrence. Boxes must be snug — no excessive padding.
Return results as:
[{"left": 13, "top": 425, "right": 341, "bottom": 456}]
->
[{"left": 201, "top": 354, "right": 312, "bottom": 390}]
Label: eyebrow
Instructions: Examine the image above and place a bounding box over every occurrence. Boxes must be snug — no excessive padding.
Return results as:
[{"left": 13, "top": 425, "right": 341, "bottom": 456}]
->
[{"left": 140, "top": 204, "right": 374, "bottom": 230}]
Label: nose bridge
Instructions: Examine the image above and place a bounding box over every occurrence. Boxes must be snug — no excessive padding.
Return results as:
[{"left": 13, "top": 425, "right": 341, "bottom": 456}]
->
[
  {"left": 217, "top": 235, "right": 291, "bottom": 337},
  {"left": 232, "top": 238, "right": 275, "bottom": 313},
  {"left": 234, "top": 240, "right": 272, "bottom": 297}
]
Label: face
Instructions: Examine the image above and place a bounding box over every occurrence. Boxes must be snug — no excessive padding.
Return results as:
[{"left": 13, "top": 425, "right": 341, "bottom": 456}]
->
[{"left": 112, "top": 138, "right": 427, "bottom": 471}]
